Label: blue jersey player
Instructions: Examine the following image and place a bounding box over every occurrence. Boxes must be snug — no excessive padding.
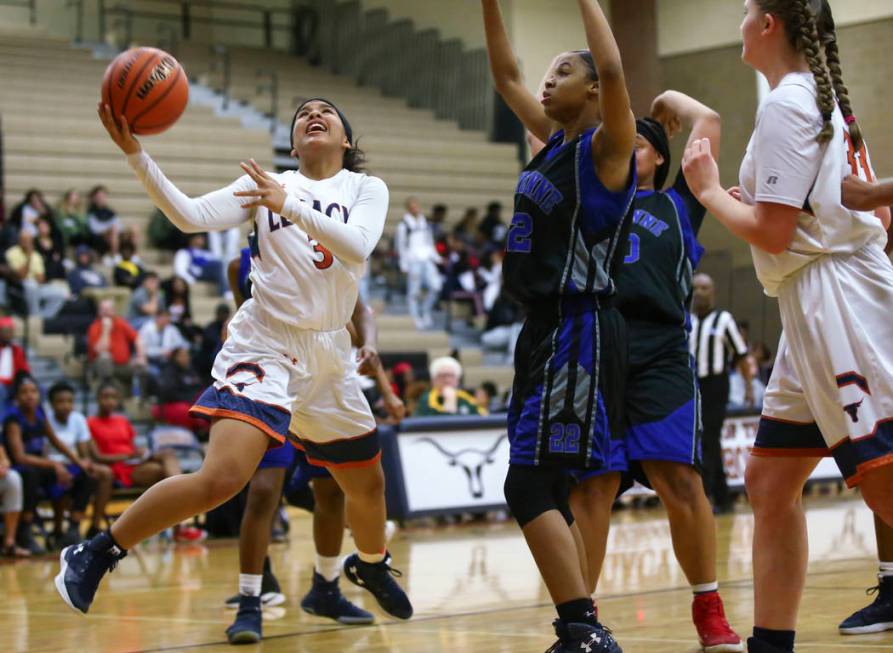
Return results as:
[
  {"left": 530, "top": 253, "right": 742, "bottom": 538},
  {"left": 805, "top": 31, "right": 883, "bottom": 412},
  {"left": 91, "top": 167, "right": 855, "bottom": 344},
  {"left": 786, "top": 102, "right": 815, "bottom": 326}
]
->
[
  {"left": 483, "top": 1, "right": 636, "bottom": 651},
  {"left": 567, "top": 92, "right": 744, "bottom": 652}
]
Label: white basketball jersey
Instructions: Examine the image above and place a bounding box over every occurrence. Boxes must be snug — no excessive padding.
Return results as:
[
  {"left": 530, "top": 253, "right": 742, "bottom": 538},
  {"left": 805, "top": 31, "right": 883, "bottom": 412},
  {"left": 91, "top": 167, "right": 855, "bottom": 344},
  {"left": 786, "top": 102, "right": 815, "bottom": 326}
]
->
[
  {"left": 739, "top": 72, "right": 886, "bottom": 297},
  {"left": 247, "top": 168, "right": 384, "bottom": 331}
]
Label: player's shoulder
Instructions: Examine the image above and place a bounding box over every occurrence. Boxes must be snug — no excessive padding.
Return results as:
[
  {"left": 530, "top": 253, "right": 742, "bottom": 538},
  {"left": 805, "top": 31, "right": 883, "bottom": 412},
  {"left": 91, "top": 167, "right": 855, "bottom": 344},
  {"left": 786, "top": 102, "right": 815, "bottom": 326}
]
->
[
  {"left": 761, "top": 73, "right": 818, "bottom": 116},
  {"left": 345, "top": 170, "right": 388, "bottom": 194}
]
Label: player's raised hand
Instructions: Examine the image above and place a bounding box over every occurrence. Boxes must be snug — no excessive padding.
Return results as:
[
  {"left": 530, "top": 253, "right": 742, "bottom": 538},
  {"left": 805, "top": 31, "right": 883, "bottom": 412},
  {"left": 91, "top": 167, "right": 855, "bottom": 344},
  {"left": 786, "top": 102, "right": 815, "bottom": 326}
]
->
[
  {"left": 682, "top": 138, "right": 720, "bottom": 201},
  {"left": 98, "top": 102, "right": 141, "bottom": 155},
  {"left": 234, "top": 159, "right": 287, "bottom": 214}
]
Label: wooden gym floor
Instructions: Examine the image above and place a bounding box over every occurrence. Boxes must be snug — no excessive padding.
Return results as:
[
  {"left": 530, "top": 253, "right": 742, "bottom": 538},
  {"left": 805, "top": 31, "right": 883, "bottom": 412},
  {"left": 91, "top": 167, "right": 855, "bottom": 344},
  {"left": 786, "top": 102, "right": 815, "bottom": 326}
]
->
[{"left": 2, "top": 496, "right": 892, "bottom": 652}]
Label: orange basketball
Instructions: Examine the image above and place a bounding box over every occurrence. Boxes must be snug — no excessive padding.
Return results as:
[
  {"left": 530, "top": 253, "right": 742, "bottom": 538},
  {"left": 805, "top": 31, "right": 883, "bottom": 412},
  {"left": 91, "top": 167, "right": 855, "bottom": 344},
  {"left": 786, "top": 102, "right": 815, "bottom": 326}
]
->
[{"left": 101, "top": 47, "right": 188, "bottom": 136}]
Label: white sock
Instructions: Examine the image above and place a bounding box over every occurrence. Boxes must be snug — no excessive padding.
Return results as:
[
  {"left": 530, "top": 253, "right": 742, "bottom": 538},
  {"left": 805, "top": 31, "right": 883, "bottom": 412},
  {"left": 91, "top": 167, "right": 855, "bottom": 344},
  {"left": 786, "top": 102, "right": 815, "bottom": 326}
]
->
[
  {"left": 879, "top": 561, "right": 893, "bottom": 578},
  {"left": 692, "top": 581, "right": 719, "bottom": 595},
  {"left": 239, "top": 573, "right": 262, "bottom": 597},
  {"left": 358, "top": 549, "right": 386, "bottom": 564},
  {"left": 316, "top": 555, "right": 341, "bottom": 582}
]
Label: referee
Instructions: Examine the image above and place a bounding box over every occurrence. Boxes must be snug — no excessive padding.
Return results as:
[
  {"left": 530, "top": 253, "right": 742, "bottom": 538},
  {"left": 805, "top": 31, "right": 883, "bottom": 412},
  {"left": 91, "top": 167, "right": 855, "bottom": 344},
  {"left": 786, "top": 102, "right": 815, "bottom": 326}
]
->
[{"left": 690, "top": 273, "right": 753, "bottom": 513}]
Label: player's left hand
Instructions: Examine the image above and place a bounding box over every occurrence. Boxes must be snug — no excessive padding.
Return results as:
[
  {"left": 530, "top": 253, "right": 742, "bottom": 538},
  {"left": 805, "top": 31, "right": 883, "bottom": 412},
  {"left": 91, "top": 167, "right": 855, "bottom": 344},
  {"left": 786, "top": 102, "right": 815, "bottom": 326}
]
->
[
  {"left": 841, "top": 175, "right": 877, "bottom": 212},
  {"left": 356, "top": 346, "right": 380, "bottom": 377},
  {"left": 383, "top": 392, "right": 406, "bottom": 421},
  {"left": 234, "top": 159, "right": 287, "bottom": 214},
  {"left": 682, "top": 138, "right": 720, "bottom": 201}
]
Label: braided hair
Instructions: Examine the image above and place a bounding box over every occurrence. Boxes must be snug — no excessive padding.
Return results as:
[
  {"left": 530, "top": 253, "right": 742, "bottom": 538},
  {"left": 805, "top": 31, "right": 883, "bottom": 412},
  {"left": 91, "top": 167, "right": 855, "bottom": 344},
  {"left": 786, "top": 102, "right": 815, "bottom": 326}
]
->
[
  {"left": 815, "top": 0, "right": 862, "bottom": 150},
  {"left": 756, "top": 0, "right": 835, "bottom": 144}
]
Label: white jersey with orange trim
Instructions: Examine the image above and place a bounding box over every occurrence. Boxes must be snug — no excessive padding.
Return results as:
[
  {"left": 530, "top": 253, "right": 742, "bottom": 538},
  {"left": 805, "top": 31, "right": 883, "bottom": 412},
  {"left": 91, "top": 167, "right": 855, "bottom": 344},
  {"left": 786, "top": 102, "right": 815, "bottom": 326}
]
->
[
  {"left": 127, "top": 150, "right": 387, "bottom": 330},
  {"left": 738, "top": 72, "right": 886, "bottom": 298}
]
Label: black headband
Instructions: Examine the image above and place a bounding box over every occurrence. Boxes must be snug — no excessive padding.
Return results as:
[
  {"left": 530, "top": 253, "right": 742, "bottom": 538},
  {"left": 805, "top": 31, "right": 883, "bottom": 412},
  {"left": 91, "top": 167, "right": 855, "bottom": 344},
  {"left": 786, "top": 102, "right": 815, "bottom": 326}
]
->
[
  {"left": 289, "top": 97, "right": 353, "bottom": 151},
  {"left": 636, "top": 117, "right": 671, "bottom": 190}
]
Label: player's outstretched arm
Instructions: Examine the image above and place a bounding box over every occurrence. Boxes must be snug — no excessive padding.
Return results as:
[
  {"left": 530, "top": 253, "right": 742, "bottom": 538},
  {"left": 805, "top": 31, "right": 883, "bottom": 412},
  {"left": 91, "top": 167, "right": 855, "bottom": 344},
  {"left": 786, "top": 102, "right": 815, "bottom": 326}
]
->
[
  {"left": 843, "top": 176, "right": 893, "bottom": 213},
  {"left": 481, "top": 0, "right": 552, "bottom": 144},
  {"left": 651, "top": 90, "right": 721, "bottom": 159},
  {"left": 98, "top": 102, "right": 250, "bottom": 234},
  {"left": 580, "top": 0, "right": 635, "bottom": 192}
]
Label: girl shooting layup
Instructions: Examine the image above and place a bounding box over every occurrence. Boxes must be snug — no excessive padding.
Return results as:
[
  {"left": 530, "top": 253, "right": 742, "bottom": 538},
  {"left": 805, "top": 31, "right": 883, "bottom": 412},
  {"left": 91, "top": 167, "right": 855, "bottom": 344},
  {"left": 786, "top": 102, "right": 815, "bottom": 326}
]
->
[
  {"left": 683, "top": 1, "right": 893, "bottom": 651},
  {"left": 54, "top": 98, "right": 412, "bottom": 622}
]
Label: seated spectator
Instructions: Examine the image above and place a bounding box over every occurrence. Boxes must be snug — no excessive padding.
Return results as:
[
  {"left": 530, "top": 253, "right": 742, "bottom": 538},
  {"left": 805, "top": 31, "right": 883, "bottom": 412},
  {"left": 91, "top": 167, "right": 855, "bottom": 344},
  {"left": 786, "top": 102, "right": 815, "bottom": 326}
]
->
[
  {"left": 413, "top": 357, "right": 484, "bottom": 417},
  {"left": 0, "top": 441, "right": 27, "bottom": 557},
  {"left": 452, "top": 207, "right": 481, "bottom": 251},
  {"left": 3, "top": 374, "right": 93, "bottom": 552},
  {"left": 67, "top": 245, "right": 109, "bottom": 296},
  {"left": 751, "top": 342, "right": 774, "bottom": 385},
  {"left": 474, "top": 381, "right": 503, "bottom": 415},
  {"left": 430, "top": 203, "right": 448, "bottom": 242},
  {"left": 197, "top": 303, "right": 230, "bottom": 381},
  {"left": 481, "top": 290, "right": 524, "bottom": 362},
  {"left": 162, "top": 275, "right": 201, "bottom": 344},
  {"left": 46, "top": 381, "right": 113, "bottom": 538},
  {"left": 9, "top": 189, "right": 52, "bottom": 238},
  {"left": 478, "top": 249, "right": 504, "bottom": 313},
  {"left": 442, "top": 233, "right": 484, "bottom": 318},
  {"left": 139, "top": 308, "right": 189, "bottom": 370},
  {"left": 152, "top": 348, "right": 208, "bottom": 436},
  {"left": 728, "top": 354, "right": 766, "bottom": 411},
  {"left": 0, "top": 316, "right": 30, "bottom": 406},
  {"left": 55, "top": 189, "right": 90, "bottom": 250},
  {"left": 128, "top": 271, "right": 165, "bottom": 329},
  {"left": 148, "top": 207, "right": 190, "bottom": 252},
  {"left": 477, "top": 201, "right": 507, "bottom": 250},
  {"left": 174, "top": 233, "right": 229, "bottom": 297},
  {"left": 113, "top": 241, "right": 145, "bottom": 289},
  {"left": 86, "top": 185, "right": 120, "bottom": 257},
  {"left": 5, "top": 230, "right": 69, "bottom": 318},
  {"left": 87, "top": 381, "right": 206, "bottom": 542},
  {"left": 87, "top": 299, "right": 148, "bottom": 396},
  {"left": 34, "top": 216, "right": 67, "bottom": 281},
  {"left": 208, "top": 225, "right": 241, "bottom": 264}
]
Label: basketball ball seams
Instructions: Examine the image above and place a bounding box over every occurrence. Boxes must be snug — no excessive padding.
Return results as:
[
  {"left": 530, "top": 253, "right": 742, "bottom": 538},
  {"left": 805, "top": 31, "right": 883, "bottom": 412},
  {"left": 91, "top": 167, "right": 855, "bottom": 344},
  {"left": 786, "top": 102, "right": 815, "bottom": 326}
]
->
[
  {"left": 120, "top": 50, "right": 162, "bottom": 119},
  {"left": 130, "top": 65, "right": 187, "bottom": 132}
]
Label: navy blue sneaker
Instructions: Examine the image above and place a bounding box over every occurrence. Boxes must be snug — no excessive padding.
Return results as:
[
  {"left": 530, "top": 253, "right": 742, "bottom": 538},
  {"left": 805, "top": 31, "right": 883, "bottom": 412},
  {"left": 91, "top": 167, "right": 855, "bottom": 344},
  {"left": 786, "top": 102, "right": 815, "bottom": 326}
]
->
[
  {"left": 301, "top": 572, "right": 374, "bottom": 624},
  {"left": 746, "top": 637, "right": 788, "bottom": 652},
  {"left": 548, "top": 620, "right": 622, "bottom": 653},
  {"left": 226, "top": 595, "right": 262, "bottom": 645},
  {"left": 54, "top": 531, "right": 126, "bottom": 614},
  {"left": 342, "top": 552, "right": 412, "bottom": 620},
  {"left": 839, "top": 575, "right": 893, "bottom": 635}
]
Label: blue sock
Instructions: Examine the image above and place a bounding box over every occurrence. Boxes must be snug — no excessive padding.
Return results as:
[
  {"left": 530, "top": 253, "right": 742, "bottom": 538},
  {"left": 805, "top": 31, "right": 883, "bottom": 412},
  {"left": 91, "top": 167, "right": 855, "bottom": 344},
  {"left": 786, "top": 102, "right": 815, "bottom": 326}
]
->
[{"left": 753, "top": 627, "right": 795, "bottom": 652}]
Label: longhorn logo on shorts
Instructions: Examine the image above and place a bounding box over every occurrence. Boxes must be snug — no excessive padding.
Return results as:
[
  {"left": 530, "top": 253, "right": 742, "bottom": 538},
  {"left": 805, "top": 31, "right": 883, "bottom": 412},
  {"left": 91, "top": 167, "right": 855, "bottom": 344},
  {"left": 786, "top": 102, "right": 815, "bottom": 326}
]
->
[
  {"left": 836, "top": 371, "right": 871, "bottom": 424},
  {"left": 225, "top": 362, "right": 266, "bottom": 392},
  {"left": 415, "top": 435, "right": 507, "bottom": 499}
]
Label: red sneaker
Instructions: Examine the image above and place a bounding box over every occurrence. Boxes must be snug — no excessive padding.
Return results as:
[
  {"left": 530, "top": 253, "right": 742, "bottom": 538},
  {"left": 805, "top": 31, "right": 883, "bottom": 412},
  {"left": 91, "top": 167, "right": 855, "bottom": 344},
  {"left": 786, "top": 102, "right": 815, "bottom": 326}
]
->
[
  {"left": 692, "top": 591, "right": 743, "bottom": 652},
  {"left": 174, "top": 526, "right": 208, "bottom": 543}
]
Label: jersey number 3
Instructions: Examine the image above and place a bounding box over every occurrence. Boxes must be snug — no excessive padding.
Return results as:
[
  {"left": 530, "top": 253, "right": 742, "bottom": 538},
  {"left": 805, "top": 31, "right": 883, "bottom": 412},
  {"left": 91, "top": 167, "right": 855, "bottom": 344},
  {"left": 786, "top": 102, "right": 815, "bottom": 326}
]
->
[
  {"left": 309, "top": 235, "right": 333, "bottom": 270},
  {"left": 506, "top": 213, "right": 533, "bottom": 253}
]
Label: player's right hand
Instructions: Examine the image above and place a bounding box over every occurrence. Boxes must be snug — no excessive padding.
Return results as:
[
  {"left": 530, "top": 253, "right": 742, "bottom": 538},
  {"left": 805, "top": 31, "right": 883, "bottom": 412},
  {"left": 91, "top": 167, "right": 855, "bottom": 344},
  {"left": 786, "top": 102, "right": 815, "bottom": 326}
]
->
[
  {"left": 98, "top": 102, "right": 142, "bottom": 155},
  {"left": 841, "top": 175, "right": 878, "bottom": 212}
]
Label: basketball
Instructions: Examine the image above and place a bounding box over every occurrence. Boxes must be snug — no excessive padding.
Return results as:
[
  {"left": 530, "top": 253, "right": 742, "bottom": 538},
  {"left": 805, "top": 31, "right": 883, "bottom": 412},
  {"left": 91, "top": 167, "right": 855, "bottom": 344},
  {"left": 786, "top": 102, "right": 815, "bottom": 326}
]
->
[{"left": 100, "top": 47, "right": 188, "bottom": 135}]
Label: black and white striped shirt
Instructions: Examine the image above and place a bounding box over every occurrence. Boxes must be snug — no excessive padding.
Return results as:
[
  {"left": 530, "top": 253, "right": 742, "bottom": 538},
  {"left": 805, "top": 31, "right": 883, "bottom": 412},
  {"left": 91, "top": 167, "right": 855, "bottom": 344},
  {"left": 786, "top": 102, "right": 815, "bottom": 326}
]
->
[{"left": 689, "top": 310, "right": 748, "bottom": 379}]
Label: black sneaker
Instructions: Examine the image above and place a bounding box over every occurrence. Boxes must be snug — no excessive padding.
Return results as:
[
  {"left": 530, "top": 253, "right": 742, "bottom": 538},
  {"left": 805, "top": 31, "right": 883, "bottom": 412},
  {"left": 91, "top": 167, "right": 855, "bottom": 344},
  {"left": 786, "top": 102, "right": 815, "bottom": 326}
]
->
[
  {"left": 54, "top": 531, "right": 127, "bottom": 614},
  {"left": 839, "top": 575, "right": 893, "bottom": 635},
  {"left": 745, "top": 637, "right": 789, "bottom": 652},
  {"left": 551, "top": 620, "right": 622, "bottom": 653},
  {"left": 342, "top": 552, "right": 412, "bottom": 620},
  {"left": 226, "top": 595, "right": 262, "bottom": 645},
  {"left": 301, "top": 572, "right": 374, "bottom": 624},
  {"left": 224, "top": 557, "right": 286, "bottom": 608},
  {"left": 17, "top": 522, "right": 45, "bottom": 555}
]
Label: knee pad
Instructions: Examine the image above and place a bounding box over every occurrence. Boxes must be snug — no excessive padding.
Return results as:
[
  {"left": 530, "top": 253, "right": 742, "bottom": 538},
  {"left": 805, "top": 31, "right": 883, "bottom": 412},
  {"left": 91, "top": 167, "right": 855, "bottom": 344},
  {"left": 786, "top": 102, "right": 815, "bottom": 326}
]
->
[{"left": 504, "top": 465, "right": 575, "bottom": 528}]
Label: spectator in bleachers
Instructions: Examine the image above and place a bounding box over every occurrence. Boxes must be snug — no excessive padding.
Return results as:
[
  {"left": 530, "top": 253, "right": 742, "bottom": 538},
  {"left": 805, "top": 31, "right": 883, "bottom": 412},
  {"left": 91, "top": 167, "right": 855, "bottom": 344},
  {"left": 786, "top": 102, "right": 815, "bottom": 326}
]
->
[
  {"left": 480, "top": 290, "right": 524, "bottom": 362},
  {"left": 197, "top": 302, "right": 230, "bottom": 381},
  {"left": 67, "top": 245, "right": 108, "bottom": 296},
  {"left": 55, "top": 189, "right": 90, "bottom": 250},
  {"left": 173, "top": 233, "right": 229, "bottom": 298},
  {"left": 751, "top": 341, "right": 774, "bottom": 384},
  {"left": 478, "top": 249, "right": 504, "bottom": 313},
  {"left": 128, "top": 271, "right": 165, "bottom": 330},
  {"left": 474, "top": 381, "right": 503, "bottom": 415},
  {"left": 208, "top": 226, "right": 241, "bottom": 267},
  {"left": 162, "top": 276, "right": 201, "bottom": 344},
  {"left": 147, "top": 207, "right": 189, "bottom": 252},
  {"left": 430, "top": 203, "right": 448, "bottom": 242},
  {"left": 113, "top": 241, "right": 146, "bottom": 290},
  {"left": 152, "top": 347, "right": 207, "bottom": 436},
  {"left": 35, "top": 216, "right": 67, "bottom": 281},
  {"left": 442, "top": 233, "right": 485, "bottom": 318},
  {"left": 477, "top": 200, "right": 507, "bottom": 249},
  {"left": 0, "top": 441, "right": 27, "bottom": 557},
  {"left": 138, "top": 308, "right": 189, "bottom": 370},
  {"left": 47, "top": 381, "right": 112, "bottom": 539},
  {"left": 4, "top": 374, "right": 93, "bottom": 553},
  {"left": 413, "top": 357, "right": 484, "bottom": 417},
  {"left": 9, "top": 189, "right": 52, "bottom": 238},
  {"left": 0, "top": 316, "right": 30, "bottom": 406},
  {"left": 86, "top": 185, "right": 120, "bottom": 258},
  {"left": 87, "top": 299, "right": 148, "bottom": 396},
  {"left": 452, "top": 207, "right": 481, "bottom": 251},
  {"left": 396, "top": 197, "right": 443, "bottom": 329},
  {"left": 728, "top": 354, "right": 766, "bottom": 411},
  {"left": 86, "top": 381, "right": 206, "bottom": 542},
  {"left": 5, "top": 230, "right": 69, "bottom": 318}
]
